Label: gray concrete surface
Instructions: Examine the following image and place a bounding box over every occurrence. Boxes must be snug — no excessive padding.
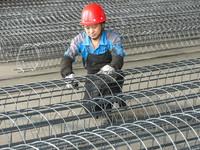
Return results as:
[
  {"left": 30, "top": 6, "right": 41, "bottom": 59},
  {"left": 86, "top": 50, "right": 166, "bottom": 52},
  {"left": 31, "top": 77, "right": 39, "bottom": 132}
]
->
[{"left": 0, "top": 46, "right": 200, "bottom": 87}]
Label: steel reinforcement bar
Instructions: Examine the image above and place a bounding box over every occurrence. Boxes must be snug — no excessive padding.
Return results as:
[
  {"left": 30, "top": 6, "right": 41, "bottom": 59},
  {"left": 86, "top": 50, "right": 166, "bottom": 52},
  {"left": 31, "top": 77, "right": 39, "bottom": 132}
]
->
[
  {"left": 0, "top": 0, "right": 199, "bottom": 72},
  {"left": 1, "top": 111, "right": 200, "bottom": 149},
  {"left": 1, "top": 57, "right": 200, "bottom": 112},
  {"left": 0, "top": 80, "right": 200, "bottom": 147}
]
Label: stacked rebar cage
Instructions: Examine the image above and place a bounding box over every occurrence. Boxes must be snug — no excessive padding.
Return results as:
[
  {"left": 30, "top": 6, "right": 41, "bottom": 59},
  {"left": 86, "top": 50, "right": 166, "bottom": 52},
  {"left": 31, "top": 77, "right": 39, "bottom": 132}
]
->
[
  {"left": 0, "top": 0, "right": 199, "bottom": 72},
  {"left": 1, "top": 57, "right": 200, "bottom": 149},
  {"left": 1, "top": 0, "right": 200, "bottom": 149}
]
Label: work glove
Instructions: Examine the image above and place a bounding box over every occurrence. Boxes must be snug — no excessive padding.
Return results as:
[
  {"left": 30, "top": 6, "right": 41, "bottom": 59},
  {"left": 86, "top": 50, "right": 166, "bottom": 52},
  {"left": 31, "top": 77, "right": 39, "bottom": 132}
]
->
[
  {"left": 65, "top": 74, "right": 78, "bottom": 89},
  {"left": 98, "top": 65, "right": 115, "bottom": 75}
]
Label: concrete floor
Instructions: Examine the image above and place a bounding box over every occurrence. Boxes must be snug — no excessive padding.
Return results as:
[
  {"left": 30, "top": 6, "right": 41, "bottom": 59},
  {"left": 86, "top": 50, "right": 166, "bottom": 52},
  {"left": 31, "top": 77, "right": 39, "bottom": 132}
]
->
[{"left": 0, "top": 46, "right": 200, "bottom": 87}]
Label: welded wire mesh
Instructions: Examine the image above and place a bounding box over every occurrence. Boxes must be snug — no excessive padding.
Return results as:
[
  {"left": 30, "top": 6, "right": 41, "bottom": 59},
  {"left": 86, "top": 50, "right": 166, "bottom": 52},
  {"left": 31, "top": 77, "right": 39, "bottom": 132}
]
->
[
  {"left": 1, "top": 58, "right": 200, "bottom": 148},
  {"left": 0, "top": 0, "right": 199, "bottom": 72}
]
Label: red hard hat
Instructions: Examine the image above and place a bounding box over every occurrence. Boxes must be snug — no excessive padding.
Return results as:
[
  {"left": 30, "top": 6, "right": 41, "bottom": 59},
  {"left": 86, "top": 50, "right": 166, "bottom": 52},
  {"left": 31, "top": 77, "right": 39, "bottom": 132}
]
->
[{"left": 80, "top": 3, "right": 107, "bottom": 25}]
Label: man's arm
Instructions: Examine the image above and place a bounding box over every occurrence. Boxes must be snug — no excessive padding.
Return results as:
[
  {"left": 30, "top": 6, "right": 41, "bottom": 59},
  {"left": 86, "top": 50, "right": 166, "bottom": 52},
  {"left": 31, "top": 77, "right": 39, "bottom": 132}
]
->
[
  {"left": 110, "top": 54, "right": 124, "bottom": 70},
  {"left": 60, "top": 35, "right": 80, "bottom": 78},
  {"left": 60, "top": 55, "right": 74, "bottom": 78},
  {"left": 110, "top": 34, "right": 125, "bottom": 70}
]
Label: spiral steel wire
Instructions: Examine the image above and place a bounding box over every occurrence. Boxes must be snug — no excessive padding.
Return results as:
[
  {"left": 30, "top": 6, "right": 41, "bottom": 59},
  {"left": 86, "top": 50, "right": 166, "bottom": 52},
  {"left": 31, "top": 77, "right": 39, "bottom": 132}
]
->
[
  {"left": 0, "top": 58, "right": 200, "bottom": 148},
  {"left": 1, "top": 57, "right": 200, "bottom": 112},
  {"left": 0, "top": 0, "right": 199, "bottom": 72},
  {"left": 16, "top": 40, "right": 70, "bottom": 72},
  {"left": 0, "top": 84, "right": 200, "bottom": 148},
  {"left": 2, "top": 111, "right": 200, "bottom": 150}
]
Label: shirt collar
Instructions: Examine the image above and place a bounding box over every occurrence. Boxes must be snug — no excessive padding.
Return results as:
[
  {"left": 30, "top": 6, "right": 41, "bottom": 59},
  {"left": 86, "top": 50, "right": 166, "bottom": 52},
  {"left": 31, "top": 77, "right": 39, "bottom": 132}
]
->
[{"left": 83, "top": 30, "right": 107, "bottom": 46}]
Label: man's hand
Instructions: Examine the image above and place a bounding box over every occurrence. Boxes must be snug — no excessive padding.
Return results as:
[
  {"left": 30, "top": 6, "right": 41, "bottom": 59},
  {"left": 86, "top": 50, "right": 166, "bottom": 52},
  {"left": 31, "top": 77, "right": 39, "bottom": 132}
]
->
[
  {"left": 65, "top": 74, "right": 78, "bottom": 89},
  {"left": 65, "top": 74, "right": 75, "bottom": 79},
  {"left": 98, "top": 65, "right": 115, "bottom": 74}
]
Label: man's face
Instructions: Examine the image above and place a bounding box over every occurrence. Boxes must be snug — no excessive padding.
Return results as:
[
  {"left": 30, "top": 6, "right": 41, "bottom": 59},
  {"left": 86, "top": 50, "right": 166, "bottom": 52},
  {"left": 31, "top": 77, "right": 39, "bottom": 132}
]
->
[{"left": 84, "top": 23, "right": 102, "bottom": 39}]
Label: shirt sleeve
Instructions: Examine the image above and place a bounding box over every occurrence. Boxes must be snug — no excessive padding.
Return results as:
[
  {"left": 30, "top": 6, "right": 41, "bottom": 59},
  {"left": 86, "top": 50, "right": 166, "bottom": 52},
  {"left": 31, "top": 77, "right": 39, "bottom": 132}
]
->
[
  {"left": 111, "top": 33, "right": 125, "bottom": 58},
  {"left": 64, "top": 34, "right": 81, "bottom": 62}
]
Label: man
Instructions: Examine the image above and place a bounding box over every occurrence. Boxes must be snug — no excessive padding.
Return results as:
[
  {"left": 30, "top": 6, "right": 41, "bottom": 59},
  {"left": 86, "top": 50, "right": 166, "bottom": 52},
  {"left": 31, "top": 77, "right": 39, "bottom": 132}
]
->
[{"left": 61, "top": 3, "right": 126, "bottom": 114}]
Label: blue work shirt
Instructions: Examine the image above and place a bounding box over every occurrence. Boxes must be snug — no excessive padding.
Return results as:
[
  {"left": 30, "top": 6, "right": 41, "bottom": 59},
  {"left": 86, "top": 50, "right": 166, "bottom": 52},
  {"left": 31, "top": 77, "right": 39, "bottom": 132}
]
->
[{"left": 64, "top": 30, "right": 125, "bottom": 67}]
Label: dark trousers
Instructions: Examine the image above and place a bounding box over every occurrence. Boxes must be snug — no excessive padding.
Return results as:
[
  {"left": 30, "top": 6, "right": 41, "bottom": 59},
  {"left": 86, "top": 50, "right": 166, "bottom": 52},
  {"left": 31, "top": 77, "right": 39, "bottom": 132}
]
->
[{"left": 83, "top": 73, "right": 125, "bottom": 114}]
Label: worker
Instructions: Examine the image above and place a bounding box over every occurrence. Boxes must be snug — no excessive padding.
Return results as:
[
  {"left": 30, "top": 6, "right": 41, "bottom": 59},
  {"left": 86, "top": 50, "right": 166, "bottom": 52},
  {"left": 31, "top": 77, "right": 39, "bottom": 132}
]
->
[{"left": 60, "top": 3, "right": 126, "bottom": 115}]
